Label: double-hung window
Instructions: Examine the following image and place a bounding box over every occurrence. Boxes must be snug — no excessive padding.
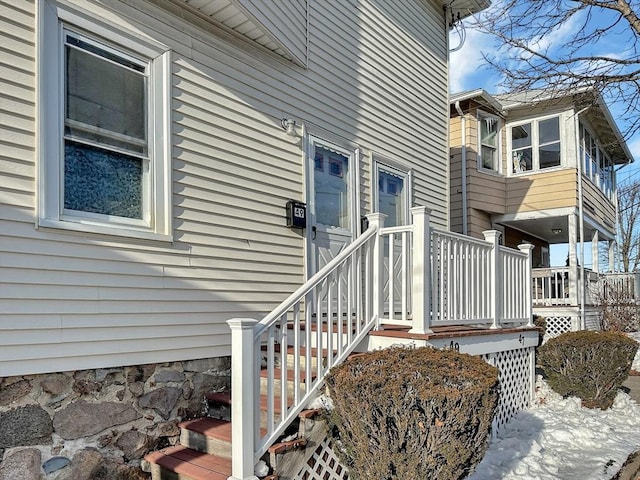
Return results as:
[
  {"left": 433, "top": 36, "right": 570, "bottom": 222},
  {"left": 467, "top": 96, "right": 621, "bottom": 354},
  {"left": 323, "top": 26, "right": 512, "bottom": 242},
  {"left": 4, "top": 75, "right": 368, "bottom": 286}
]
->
[
  {"left": 478, "top": 112, "right": 500, "bottom": 172},
  {"left": 38, "top": 1, "right": 171, "bottom": 240},
  {"left": 510, "top": 116, "right": 561, "bottom": 174}
]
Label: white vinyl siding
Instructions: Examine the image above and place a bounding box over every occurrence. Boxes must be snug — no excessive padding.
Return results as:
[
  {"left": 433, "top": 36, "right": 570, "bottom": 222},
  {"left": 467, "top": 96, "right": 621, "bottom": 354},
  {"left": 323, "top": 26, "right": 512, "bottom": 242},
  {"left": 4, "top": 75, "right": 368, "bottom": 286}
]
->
[
  {"left": 239, "top": 0, "right": 308, "bottom": 66},
  {"left": 1, "top": 0, "right": 450, "bottom": 376}
]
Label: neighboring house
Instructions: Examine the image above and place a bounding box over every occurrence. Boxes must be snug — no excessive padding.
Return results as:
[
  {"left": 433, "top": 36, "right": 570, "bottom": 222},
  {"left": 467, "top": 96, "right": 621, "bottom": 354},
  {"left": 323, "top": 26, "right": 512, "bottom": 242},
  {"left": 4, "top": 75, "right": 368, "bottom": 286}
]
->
[{"left": 449, "top": 88, "right": 636, "bottom": 337}]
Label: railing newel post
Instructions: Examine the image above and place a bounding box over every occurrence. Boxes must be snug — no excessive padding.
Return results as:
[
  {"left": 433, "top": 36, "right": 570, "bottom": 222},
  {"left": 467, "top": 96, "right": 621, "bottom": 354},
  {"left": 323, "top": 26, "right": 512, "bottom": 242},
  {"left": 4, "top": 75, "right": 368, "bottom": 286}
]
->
[
  {"left": 518, "top": 243, "right": 535, "bottom": 327},
  {"left": 409, "top": 206, "right": 432, "bottom": 334},
  {"left": 366, "top": 213, "right": 386, "bottom": 330},
  {"left": 483, "top": 230, "right": 502, "bottom": 329},
  {"left": 227, "top": 318, "right": 259, "bottom": 480}
]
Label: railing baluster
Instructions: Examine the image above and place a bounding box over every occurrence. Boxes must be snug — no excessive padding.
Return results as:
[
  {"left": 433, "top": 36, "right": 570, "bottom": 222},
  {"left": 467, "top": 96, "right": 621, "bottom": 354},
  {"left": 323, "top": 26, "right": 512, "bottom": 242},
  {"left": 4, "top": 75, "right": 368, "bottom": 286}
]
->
[
  {"left": 279, "top": 313, "right": 288, "bottom": 423},
  {"left": 401, "top": 231, "right": 408, "bottom": 322},
  {"left": 267, "top": 323, "right": 275, "bottom": 433},
  {"left": 293, "top": 303, "right": 300, "bottom": 406}
]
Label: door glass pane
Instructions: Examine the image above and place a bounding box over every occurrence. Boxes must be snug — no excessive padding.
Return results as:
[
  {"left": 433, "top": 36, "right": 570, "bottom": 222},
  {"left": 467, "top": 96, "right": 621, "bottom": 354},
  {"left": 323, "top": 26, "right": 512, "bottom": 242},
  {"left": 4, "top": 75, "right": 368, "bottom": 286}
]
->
[
  {"left": 378, "top": 170, "right": 405, "bottom": 226},
  {"left": 314, "top": 145, "right": 350, "bottom": 229}
]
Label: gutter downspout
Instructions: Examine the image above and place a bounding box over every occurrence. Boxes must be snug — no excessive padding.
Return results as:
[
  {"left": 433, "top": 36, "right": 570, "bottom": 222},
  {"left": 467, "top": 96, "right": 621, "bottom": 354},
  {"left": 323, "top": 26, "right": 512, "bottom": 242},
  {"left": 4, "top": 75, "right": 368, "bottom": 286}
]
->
[
  {"left": 573, "top": 111, "right": 586, "bottom": 330},
  {"left": 455, "top": 101, "right": 468, "bottom": 235}
]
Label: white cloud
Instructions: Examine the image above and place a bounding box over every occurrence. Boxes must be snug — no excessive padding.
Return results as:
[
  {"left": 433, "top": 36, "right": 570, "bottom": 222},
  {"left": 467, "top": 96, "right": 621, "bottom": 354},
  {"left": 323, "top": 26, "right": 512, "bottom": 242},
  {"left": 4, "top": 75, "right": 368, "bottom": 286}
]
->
[
  {"left": 530, "top": 11, "right": 584, "bottom": 53},
  {"left": 448, "top": 26, "right": 494, "bottom": 93}
]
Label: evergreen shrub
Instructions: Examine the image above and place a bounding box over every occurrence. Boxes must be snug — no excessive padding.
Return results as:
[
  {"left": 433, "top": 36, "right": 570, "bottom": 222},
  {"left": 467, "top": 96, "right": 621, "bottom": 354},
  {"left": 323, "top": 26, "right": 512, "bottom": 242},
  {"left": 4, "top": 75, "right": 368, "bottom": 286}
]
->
[
  {"left": 538, "top": 330, "right": 638, "bottom": 409},
  {"left": 325, "top": 346, "right": 499, "bottom": 480}
]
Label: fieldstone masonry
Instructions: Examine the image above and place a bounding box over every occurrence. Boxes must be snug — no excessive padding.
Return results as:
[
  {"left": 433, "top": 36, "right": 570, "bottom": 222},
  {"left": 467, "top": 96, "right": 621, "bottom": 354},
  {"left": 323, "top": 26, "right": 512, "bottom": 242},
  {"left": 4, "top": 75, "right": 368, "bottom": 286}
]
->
[{"left": 0, "top": 356, "right": 230, "bottom": 479}]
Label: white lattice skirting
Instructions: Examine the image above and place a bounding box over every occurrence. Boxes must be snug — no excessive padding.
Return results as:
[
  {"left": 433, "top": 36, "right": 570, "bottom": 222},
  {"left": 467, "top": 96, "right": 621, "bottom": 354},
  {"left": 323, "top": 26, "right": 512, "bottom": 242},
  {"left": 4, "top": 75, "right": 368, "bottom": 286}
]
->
[
  {"left": 290, "top": 346, "right": 535, "bottom": 480},
  {"left": 292, "top": 436, "right": 349, "bottom": 480},
  {"left": 483, "top": 346, "right": 535, "bottom": 433},
  {"left": 543, "top": 316, "right": 574, "bottom": 342}
]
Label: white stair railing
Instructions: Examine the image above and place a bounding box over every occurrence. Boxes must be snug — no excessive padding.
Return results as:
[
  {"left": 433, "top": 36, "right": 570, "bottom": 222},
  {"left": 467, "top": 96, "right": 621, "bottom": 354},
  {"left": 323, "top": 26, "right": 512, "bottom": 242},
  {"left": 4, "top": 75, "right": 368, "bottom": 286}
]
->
[
  {"left": 227, "top": 213, "right": 385, "bottom": 480},
  {"left": 227, "top": 209, "right": 534, "bottom": 480}
]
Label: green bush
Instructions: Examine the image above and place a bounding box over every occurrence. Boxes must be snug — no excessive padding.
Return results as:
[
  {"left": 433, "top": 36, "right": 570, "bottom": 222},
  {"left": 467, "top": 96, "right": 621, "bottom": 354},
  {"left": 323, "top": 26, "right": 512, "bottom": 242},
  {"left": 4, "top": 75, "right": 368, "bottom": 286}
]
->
[
  {"left": 538, "top": 331, "right": 639, "bottom": 409},
  {"left": 325, "top": 347, "right": 499, "bottom": 480}
]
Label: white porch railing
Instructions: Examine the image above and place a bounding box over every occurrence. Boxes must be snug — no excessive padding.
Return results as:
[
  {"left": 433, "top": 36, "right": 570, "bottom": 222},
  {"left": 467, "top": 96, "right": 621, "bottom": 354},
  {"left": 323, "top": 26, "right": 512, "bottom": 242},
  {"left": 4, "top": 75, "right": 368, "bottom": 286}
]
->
[
  {"left": 227, "top": 207, "right": 533, "bottom": 480},
  {"left": 532, "top": 268, "right": 636, "bottom": 307},
  {"left": 598, "top": 272, "right": 640, "bottom": 302}
]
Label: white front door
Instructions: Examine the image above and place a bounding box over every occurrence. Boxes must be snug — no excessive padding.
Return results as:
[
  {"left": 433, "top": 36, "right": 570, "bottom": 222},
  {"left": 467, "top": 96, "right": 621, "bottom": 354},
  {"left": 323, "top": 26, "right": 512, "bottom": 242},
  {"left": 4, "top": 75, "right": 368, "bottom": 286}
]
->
[{"left": 306, "top": 137, "right": 359, "bottom": 279}]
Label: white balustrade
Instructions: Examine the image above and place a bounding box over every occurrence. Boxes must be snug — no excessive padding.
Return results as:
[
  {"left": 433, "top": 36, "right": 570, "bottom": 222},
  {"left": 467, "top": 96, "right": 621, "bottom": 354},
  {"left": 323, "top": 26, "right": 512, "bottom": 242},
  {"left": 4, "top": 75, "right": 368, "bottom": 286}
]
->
[{"left": 227, "top": 208, "right": 534, "bottom": 479}]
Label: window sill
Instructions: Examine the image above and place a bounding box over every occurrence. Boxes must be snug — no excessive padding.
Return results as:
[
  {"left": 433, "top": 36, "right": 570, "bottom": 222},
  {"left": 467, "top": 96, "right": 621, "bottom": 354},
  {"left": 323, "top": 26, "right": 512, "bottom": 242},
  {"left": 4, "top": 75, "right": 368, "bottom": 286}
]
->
[
  {"left": 477, "top": 167, "right": 503, "bottom": 177},
  {"left": 37, "top": 218, "right": 173, "bottom": 243},
  {"left": 509, "top": 165, "right": 565, "bottom": 177}
]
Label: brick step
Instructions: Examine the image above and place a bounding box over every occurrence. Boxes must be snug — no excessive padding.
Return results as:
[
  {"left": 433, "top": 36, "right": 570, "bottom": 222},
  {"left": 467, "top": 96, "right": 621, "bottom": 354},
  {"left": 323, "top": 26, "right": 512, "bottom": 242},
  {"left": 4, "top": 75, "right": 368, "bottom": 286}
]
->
[{"left": 144, "top": 445, "right": 231, "bottom": 480}]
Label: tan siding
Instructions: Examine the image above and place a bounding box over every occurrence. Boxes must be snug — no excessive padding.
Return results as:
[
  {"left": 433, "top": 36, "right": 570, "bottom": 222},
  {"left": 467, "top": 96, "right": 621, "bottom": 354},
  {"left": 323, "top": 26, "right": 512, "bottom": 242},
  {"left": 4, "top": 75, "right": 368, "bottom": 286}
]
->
[
  {"left": 582, "top": 179, "right": 616, "bottom": 230},
  {"left": 449, "top": 115, "right": 463, "bottom": 233},
  {"left": 506, "top": 169, "right": 578, "bottom": 213},
  {"left": 1, "top": 0, "right": 451, "bottom": 375}
]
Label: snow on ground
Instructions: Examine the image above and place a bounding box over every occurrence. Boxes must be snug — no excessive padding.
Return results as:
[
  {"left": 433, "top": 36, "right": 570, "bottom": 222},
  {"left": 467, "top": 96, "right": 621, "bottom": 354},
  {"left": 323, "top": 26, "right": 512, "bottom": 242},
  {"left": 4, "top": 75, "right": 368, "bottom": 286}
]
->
[{"left": 467, "top": 338, "right": 640, "bottom": 480}]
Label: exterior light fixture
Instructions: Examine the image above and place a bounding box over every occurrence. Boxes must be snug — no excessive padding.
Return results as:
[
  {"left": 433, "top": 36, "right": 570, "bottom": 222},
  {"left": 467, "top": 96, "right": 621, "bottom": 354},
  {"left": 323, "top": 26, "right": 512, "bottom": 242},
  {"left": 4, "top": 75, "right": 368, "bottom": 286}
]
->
[
  {"left": 281, "top": 118, "right": 297, "bottom": 136},
  {"left": 551, "top": 228, "right": 563, "bottom": 235}
]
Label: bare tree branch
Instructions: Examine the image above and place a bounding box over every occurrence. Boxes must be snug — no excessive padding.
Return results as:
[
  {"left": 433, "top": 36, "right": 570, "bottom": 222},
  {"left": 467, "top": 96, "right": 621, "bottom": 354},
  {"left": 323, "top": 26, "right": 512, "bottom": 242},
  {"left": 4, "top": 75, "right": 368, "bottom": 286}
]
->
[{"left": 469, "top": 0, "right": 640, "bottom": 139}]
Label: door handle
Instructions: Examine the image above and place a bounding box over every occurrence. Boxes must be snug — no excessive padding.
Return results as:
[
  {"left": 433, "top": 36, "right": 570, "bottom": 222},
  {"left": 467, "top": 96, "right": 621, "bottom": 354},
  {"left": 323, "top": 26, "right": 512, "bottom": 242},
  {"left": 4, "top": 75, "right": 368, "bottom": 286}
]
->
[{"left": 312, "top": 226, "right": 317, "bottom": 240}]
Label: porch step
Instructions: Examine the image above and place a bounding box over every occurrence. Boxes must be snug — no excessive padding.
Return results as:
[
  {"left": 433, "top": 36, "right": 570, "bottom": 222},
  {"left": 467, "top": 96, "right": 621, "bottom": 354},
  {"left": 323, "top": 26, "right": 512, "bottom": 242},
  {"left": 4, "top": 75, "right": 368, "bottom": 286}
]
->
[
  {"left": 144, "top": 445, "right": 231, "bottom": 480},
  {"left": 261, "top": 345, "right": 333, "bottom": 369},
  {"left": 260, "top": 367, "right": 316, "bottom": 397},
  {"left": 179, "top": 418, "right": 232, "bottom": 458}
]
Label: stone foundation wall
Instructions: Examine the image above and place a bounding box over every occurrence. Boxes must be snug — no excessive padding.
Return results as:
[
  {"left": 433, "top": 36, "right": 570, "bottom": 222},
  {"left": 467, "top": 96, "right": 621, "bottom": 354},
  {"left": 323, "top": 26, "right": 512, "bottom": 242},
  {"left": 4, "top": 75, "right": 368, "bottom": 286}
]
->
[{"left": 0, "top": 357, "right": 230, "bottom": 479}]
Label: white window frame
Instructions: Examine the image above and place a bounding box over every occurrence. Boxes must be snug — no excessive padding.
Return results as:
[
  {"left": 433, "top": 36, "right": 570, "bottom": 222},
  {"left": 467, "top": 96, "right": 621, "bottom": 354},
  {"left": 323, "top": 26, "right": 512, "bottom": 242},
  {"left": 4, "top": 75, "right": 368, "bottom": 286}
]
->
[
  {"left": 37, "top": 0, "right": 172, "bottom": 241},
  {"left": 477, "top": 110, "right": 502, "bottom": 174},
  {"left": 508, "top": 114, "right": 563, "bottom": 176},
  {"left": 371, "top": 154, "right": 413, "bottom": 226}
]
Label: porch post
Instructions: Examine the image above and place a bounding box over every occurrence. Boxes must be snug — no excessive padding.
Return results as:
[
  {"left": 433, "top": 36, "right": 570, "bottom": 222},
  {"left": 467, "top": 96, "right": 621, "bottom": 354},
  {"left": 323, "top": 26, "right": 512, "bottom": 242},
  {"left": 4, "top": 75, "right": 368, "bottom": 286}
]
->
[
  {"left": 591, "top": 230, "right": 599, "bottom": 273},
  {"left": 227, "top": 318, "right": 259, "bottom": 480},
  {"left": 608, "top": 240, "right": 615, "bottom": 272},
  {"left": 518, "top": 243, "right": 535, "bottom": 327},
  {"left": 367, "top": 212, "right": 386, "bottom": 330},
  {"left": 409, "top": 206, "right": 432, "bottom": 334},
  {"left": 567, "top": 214, "right": 579, "bottom": 307},
  {"left": 483, "top": 230, "right": 502, "bottom": 329}
]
